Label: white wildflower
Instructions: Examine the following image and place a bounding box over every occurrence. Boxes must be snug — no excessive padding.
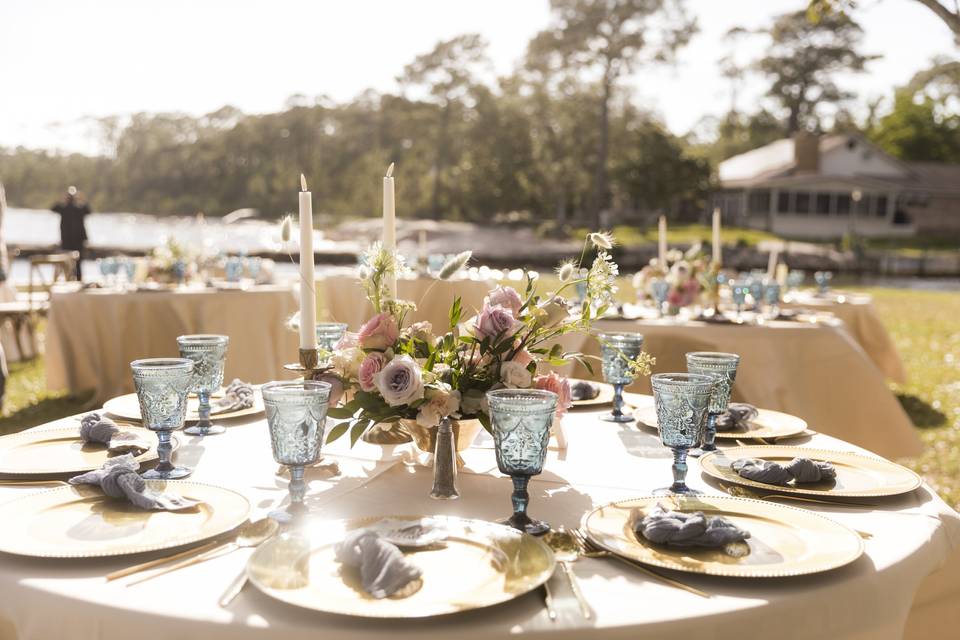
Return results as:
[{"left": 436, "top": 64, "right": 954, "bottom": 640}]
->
[{"left": 588, "top": 231, "right": 615, "bottom": 250}]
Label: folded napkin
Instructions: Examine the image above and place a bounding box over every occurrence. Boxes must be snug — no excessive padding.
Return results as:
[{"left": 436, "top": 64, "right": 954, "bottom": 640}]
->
[
  {"left": 715, "top": 403, "right": 759, "bottom": 432},
  {"left": 68, "top": 455, "right": 202, "bottom": 511},
  {"left": 80, "top": 413, "right": 151, "bottom": 456},
  {"left": 732, "top": 457, "right": 837, "bottom": 486},
  {"left": 636, "top": 503, "right": 750, "bottom": 555},
  {"left": 570, "top": 381, "right": 600, "bottom": 402},
  {"left": 211, "top": 379, "right": 254, "bottom": 415},
  {"left": 335, "top": 529, "right": 423, "bottom": 599}
]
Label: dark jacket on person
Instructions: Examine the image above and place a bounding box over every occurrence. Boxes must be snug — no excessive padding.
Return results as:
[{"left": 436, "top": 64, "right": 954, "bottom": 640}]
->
[{"left": 51, "top": 196, "right": 91, "bottom": 251}]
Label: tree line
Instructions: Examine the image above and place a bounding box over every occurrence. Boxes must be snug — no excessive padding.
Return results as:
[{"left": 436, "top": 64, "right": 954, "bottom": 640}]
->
[{"left": 1, "top": 0, "right": 957, "bottom": 226}]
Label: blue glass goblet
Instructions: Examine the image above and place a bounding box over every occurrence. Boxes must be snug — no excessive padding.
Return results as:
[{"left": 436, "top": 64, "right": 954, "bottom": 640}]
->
[
  {"left": 685, "top": 352, "right": 740, "bottom": 457},
  {"left": 130, "top": 358, "right": 195, "bottom": 479},
  {"left": 748, "top": 277, "right": 765, "bottom": 311},
  {"left": 262, "top": 380, "right": 332, "bottom": 524},
  {"left": 598, "top": 332, "right": 645, "bottom": 423},
  {"left": 651, "top": 279, "right": 669, "bottom": 317},
  {"left": 730, "top": 280, "right": 749, "bottom": 321},
  {"left": 814, "top": 270, "right": 833, "bottom": 294},
  {"left": 787, "top": 270, "right": 805, "bottom": 291},
  {"left": 764, "top": 282, "right": 782, "bottom": 317},
  {"left": 488, "top": 389, "right": 558, "bottom": 536},
  {"left": 315, "top": 322, "right": 348, "bottom": 357},
  {"left": 177, "top": 334, "right": 229, "bottom": 436},
  {"left": 651, "top": 373, "right": 714, "bottom": 495}
]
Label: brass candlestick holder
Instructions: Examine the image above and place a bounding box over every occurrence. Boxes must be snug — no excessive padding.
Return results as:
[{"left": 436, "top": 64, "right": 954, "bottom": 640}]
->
[{"left": 283, "top": 348, "right": 339, "bottom": 475}]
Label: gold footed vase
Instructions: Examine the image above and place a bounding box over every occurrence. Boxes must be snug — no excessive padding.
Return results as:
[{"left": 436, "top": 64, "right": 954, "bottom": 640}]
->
[{"left": 399, "top": 418, "right": 484, "bottom": 469}]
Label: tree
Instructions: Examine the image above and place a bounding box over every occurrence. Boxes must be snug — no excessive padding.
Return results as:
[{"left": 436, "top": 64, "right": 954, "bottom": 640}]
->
[
  {"left": 809, "top": 0, "right": 960, "bottom": 45},
  {"left": 527, "top": 0, "right": 697, "bottom": 227},
  {"left": 755, "top": 11, "right": 876, "bottom": 134},
  {"left": 869, "top": 91, "right": 960, "bottom": 162},
  {"left": 399, "top": 34, "right": 491, "bottom": 218}
]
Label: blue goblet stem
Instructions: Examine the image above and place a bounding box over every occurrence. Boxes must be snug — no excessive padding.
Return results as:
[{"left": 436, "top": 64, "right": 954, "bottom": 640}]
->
[
  {"left": 612, "top": 383, "right": 625, "bottom": 419},
  {"left": 196, "top": 390, "right": 211, "bottom": 430},
  {"left": 702, "top": 413, "right": 719, "bottom": 453},
  {"left": 155, "top": 431, "right": 174, "bottom": 474},
  {"left": 507, "top": 475, "right": 533, "bottom": 531},
  {"left": 288, "top": 465, "right": 307, "bottom": 507},
  {"left": 670, "top": 447, "right": 691, "bottom": 493}
]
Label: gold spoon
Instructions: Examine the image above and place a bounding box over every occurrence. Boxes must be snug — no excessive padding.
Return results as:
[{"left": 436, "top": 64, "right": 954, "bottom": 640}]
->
[
  {"left": 119, "top": 518, "right": 279, "bottom": 585},
  {"left": 543, "top": 527, "right": 592, "bottom": 620}
]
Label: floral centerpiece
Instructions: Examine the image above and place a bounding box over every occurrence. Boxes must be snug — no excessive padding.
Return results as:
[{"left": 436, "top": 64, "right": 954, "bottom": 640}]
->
[
  {"left": 323, "top": 232, "right": 654, "bottom": 448},
  {"left": 631, "top": 243, "right": 718, "bottom": 314},
  {"left": 146, "top": 238, "right": 199, "bottom": 284}
]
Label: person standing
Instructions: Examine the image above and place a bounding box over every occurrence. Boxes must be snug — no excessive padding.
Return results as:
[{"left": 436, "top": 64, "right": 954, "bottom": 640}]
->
[{"left": 51, "top": 186, "right": 90, "bottom": 280}]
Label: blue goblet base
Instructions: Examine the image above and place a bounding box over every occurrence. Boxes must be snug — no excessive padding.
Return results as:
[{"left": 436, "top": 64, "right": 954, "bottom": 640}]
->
[
  {"left": 183, "top": 423, "right": 226, "bottom": 436},
  {"left": 500, "top": 514, "right": 550, "bottom": 536},
  {"left": 652, "top": 485, "right": 701, "bottom": 496},
  {"left": 142, "top": 465, "right": 192, "bottom": 480},
  {"left": 687, "top": 444, "right": 717, "bottom": 458},
  {"left": 600, "top": 412, "right": 635, "bottom": 423}
]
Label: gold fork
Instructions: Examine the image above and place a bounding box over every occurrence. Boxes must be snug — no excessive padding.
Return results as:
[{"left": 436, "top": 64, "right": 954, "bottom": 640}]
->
[{"left": 568, "top": 527, "right": 710, "bottom": 598}]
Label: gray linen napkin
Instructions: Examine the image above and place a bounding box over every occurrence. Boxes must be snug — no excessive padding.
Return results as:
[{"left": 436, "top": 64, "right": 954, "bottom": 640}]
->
[
  {"left": 80, "top": 413, "right": 151, "bottom": 456},
  {"left": 570, "top": 381, "right": 600, "bottom": 401},
  {"left": 636, "top": 503, "right": 750, "bottom": 554},
  {"left": 715, "top": 403, "right": 759, "bottom": 432},
  {"left": 68, "top": 455, "right": 202, "bottom": 511},
  {"left": 334, "top": 529, "right": 422, "bottom": 599},
  {"left": 732, "top": 457, "right": 837, "bottom": 486},
  {"left": 211, "top": 379, "right": 254, "bottom": 415}
]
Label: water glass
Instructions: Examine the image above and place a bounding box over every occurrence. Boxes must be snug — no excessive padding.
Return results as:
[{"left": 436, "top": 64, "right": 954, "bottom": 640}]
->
[
  {"left": 487, "top": 389, "right": 558, "bottom": 536},
  {"left": 685, "top": 352, "right": 740, "bottom": 456},
  {"left": 130, "top": 358, "right": 195, "bottom": 479},
  {"left": 748, "top": 278, "right": 765, "bottom": 310},
  {"left": 177, "top": 334, "right": 229, "bottom": 436},
  {"left": 651, "top": 373, "right": 714, "bottom": 495},
  {"left": 730, "top": 280, "right": 749, "bottom": 320},
  {"left": 598, "top": 332, "right": 645, "bottom": 423},
  {"left": 225, "top": 257, "right": 243, "bottom": 282},
  {"left": 814, "top": 270, "right": 833, "bottom": 294},
  {"left": 262, "top": 380, "right": 332, "bottom": 523},
  {"left": 315, "top": 322, "right": 348, "bottom": 355},
  {"left": 651, "top": 279, "right": 669, "bottom": 317},
  {"left": 787, "top": 270, "right": 805, "bottom": 291},
  {"left": 764, "top": 282, "right": 782, "bottom": 316}
]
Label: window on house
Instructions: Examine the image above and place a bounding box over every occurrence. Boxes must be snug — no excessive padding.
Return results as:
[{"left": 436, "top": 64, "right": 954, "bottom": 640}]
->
[
  {"left": 815, "top": 193, "right": 831, "bottom": 215},
  {"left": 836, "top": 194, "right": 851, "bottom": 216},
  {"left": 749, "top": 190, "right": 771, "bottom": 214},
  {"left": 876, "top": 195, "right": 889, "bottom": 217},
  {"left": 777, "top": 191, "right": 790, "bottom": 214},
  {"left": 795, "top": 192, "right": 811, "bottom": 215}
]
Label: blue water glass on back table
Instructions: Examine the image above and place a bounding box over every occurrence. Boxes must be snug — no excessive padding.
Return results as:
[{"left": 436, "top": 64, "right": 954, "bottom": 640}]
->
[
  {"left": 651, "top": 373, "right": 713, "bottom": 495},
  {"left": 685, "top": 352, "right": 740, "bottom": 457},
  {"left": 130, "top": 358, "right": 195, "bottom": 479},
  {"left": 488, "top": 389, "right": 558, "bottom": 536},
  {"left": 315, "top": 323, "right": 348, "bottom": 357},
  {"left": 598, "top": 332, "right": 645, "bottom": 423},
  {"left": 262, "top": 380, "right": 332, "bottom": 524},
  {"left": 177, "top": 334, "right": 229, "bottom": 436}
]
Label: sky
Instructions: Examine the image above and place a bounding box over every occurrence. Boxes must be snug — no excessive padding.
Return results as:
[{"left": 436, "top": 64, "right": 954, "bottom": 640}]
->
[{"left": 0, "top": 0, "right": 954, "bottom": 155}]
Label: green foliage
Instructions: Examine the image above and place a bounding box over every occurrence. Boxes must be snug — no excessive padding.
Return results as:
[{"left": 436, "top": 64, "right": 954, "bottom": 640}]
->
[{"left": 869, "top": 92, "right": 960, "bottom": 162}]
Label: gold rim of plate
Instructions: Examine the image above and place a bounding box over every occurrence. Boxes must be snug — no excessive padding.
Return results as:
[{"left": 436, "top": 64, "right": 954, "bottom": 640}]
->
[
  {"left": 0, "top": 426, "right": 178, "bottom": 477},
  {"left": 246, "top": 515, "right": 556, "bottom": 618},
  {"left": 583, "top": 495, "right": 864, "bottom": 578},
  {"left": 102, "top": 388, "right": 264, "bottom": 423},
  {"left": 699, "top": 445, "right": 922, "bottom": 498},
  {"left": 0, "top": 481, "right": 250, "bottom": 558},
  {"left": 631, "top": 401, "right": 808, "bottom": 440},
  {"left": 569, "top": 379, "right": 615, "bottom": 408}
]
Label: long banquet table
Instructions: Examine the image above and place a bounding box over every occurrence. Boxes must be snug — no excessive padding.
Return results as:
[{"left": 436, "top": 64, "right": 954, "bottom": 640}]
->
[
  {"left": 45, "top": 286, "right": 299, "bottom": 405},
  {"left": 0, "top": 407, "right": 956, "bottom": 640},
  {"left": 557, "top": 316, "right": 921, "bottom": 459}
]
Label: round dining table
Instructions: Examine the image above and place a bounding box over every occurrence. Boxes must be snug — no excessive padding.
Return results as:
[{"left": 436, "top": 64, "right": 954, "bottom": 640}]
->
[
  {"left": 556, "top": 315, "right": 921, "bottom": 460},
  {"left": 0, "top": 404, "right": 956, "bottom": 640},
  {"left": 44, "top": 285, "right": 299, "bottom": 405}
]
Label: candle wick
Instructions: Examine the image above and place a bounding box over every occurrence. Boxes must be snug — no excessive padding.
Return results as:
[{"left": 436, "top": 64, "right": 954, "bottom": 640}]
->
[
  {"left": 300, "top": 173, "right": 308, "bottom": 192},
  {"left": 385, "top": 162, "right": 395, "bottom": 178}
]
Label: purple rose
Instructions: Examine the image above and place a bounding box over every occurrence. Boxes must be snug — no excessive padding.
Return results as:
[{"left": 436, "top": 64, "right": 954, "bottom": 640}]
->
[
  {"left": 373, "top": 355, "right": 425, "bottom": 406},
  {"left": 473, "top": 305, "right": 523, "bottom": 342}
]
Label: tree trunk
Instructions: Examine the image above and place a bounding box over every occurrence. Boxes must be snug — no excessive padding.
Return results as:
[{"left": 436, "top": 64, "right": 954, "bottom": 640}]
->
[
  {"left": 432, "top": 103, "right": 451, "bottom": 218},
  {"left": 591, "top": 78, "right": 612, "bottom": 230}
]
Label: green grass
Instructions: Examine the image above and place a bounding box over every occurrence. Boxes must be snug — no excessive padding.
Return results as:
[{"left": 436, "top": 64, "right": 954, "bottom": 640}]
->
[
  {"left": 575, "top": 224, "right": 780, "bottom": 248},
  {"left": 1, "top": 286, "right": 958, "bottom": 507}
]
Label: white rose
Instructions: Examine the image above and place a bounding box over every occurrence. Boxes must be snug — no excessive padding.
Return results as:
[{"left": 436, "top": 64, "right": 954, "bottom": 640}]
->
[
  {"left": 415, "top": 387, "right": 462, "bottom": 427},
  {"left": 331, "top": 346, "right": 365, "bottom": 379},
  {"left": 373, "top": 355, "right": 425, "bottom": 407},
  {"left": 500, "top": 360, "right": 532, "bottom": 389}
]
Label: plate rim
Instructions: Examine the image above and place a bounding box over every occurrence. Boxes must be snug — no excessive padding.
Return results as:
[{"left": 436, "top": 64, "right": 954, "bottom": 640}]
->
[
  {"left": 0, "top": 426, "right": 178, "bottom": 477},
  {"left": 698, "top": 445, "right": 923, "bottom": 498},
  {"left": 582, "top": 494, "right": 864, "bottom": 578},
  {"left": 246, "top": 514, "right": 557, "bottom": 619},
  {"left": 102, "top": 388, "right": 264, "bottom": 423},
  {"left": 631, "top": 403, "right": 809, "bottom": 440},
  {"left": 0, "top": 480, "right": 250, "bottom": 558}
]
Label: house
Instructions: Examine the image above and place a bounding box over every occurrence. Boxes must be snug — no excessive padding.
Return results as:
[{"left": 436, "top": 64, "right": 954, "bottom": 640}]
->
[{"left": 714, "top": 133, "right": 960, "bottom": 238}]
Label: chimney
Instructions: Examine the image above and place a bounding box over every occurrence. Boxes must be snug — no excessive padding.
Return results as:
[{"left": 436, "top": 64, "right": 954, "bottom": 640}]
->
[{"left": 793, "top": 131, "right": 820, "bottom": 175}]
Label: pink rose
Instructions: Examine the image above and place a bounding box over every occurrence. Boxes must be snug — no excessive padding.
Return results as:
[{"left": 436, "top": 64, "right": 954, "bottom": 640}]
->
[
  {"left": 316, "top": 373, "right": 345, "bottom": 407},
  {"left": 358, "top": 352, "right": 388, "bottom": 392},
  {"left": 534, "top": 372, "right": 572, "bottom": 418},
  {"left": 485, "top": 286, "right": 523, "bottom": 316},
  {"left": 474, "top": 305, "right": 523, "bottom": 342},
  {"left": 358, "top": 312, "right": 399, "bottom": 351}
]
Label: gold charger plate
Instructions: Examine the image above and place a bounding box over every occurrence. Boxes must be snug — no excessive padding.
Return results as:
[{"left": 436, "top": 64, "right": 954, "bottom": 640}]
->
[
  {"left": 0, "top": 481, "right": 250, "bottom": 558},
  {"left": 247, "top": 515, "right": 555, "bottom": 618},
  {"left": 569, "top": 379, "right": 615, "bottom": 408},
  {"left": 102, "top": 388, "right": 264, "bottom": 423},
  {"left": 699, "top": 445, "right": 922, "bottom": 498},
  {"left": 583, "top": 495, "right": 863, "bottom": 578},
  {"left": 0, "top": 426, "right": 177, "bottom": 477},
  {"left": 632, "top": 401, "right": 808, "bottom": 441}
]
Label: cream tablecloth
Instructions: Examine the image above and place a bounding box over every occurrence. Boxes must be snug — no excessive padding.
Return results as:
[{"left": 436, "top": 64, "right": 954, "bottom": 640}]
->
[
  {"left": 784, "top": 290, "right": 906, "bottom": 384},
  {"left": 317, "top": 275, "right": 494, "bottom": 331},
  {"left": 45, "top": 286, "right": 299, "bottom": 404},
  {"left": 557, "top": 317, "right": 921, "bottom": 460},
  {"left": 0, "top": 408, "right": 956, "bottom": 640}
]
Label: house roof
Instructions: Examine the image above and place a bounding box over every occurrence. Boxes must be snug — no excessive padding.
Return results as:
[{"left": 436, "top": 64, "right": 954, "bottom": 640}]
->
[
  {"left": 906, "top": 162, "right": 960, "bottom": 194},
  {"left": 718, "top": 135, "right": 852, "bottom": 185}
]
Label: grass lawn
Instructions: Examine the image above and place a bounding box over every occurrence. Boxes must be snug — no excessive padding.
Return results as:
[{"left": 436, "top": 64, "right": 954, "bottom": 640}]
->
[{"left": 1, "top": 286, "right": 958, "bottom": 508}]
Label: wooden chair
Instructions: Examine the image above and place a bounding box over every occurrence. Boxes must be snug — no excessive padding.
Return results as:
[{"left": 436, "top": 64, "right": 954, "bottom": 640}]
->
[{"left": 27, "top": 251, "right": 79, "bottom": 313}]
